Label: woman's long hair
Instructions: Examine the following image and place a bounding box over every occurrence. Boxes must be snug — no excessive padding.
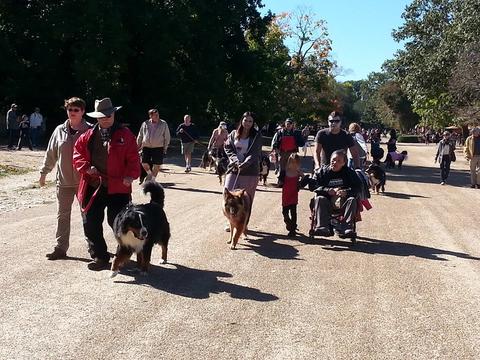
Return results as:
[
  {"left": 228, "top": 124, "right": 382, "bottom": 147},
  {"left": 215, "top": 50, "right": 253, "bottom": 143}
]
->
[{"left": 235, "top": 111, "right": 257, "bottom": 140}]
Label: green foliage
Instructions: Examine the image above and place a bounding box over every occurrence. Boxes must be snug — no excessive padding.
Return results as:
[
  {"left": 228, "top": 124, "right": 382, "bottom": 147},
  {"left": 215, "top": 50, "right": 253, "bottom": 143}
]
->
[
  {"left": 390, "top": 0, "right": 480, "bottom": 128},
  {"left": 397, "top": 134, "right": 421, "bottom": 143}
]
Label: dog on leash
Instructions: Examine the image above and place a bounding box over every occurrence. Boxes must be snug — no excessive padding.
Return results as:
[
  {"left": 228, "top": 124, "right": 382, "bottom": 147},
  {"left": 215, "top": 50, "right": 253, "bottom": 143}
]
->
[
  {"left": 200, "top": 149, "right": 214, "bottom": 171},
  {"left": 210, "top": 148, "right": 228, "bottom": 184},
  {"left": 223, "top": 188, "right": 251, "bottom": 250},
  {"left": 365, "top": 162, "right": 386, "bottom": 194},
  {"left": 259, "top": 154, "right": 271, "bottom": 186},
  {"left": 111, "top": 181, "right": 170, "bottom": 277}
]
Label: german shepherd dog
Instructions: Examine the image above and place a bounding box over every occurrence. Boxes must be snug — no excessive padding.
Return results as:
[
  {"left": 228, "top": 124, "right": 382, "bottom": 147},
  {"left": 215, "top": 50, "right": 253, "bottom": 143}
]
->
[
  {"left": 111, "top": 181, "right": 170, "bottom": 277},
  {"left": 365, "top": 162, "right": 386, "bottom": 194},
  {"left": 259, "top": 154, "right": 271, "bottom": 186},
  {"left": 223, "top": 188, "right": 251, "bottom": 250}
]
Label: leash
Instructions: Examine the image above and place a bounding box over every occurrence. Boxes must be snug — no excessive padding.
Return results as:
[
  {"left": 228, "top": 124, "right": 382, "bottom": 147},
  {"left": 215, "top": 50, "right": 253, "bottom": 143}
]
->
[
  {"left": 80, "top": 176, "right": 103, "bottom": 213},
  {"left": 181, "top": 127, "right": 208, "bottom": 148}
]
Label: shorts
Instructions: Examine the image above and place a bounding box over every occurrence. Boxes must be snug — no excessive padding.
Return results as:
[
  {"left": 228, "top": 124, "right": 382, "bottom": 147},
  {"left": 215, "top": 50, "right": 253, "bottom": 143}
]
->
[
  {"left": 181, "top": 141, "right": 195, "bottom": 155},
  {"left": 142, "top": 147, "right": 164, "bottom": 165}
]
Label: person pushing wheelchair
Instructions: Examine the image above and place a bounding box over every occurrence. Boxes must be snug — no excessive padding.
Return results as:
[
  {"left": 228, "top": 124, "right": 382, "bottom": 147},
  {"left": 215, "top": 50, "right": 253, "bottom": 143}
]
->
[{"left": 309, "top": 149, "right": 361, "bottom": 237}]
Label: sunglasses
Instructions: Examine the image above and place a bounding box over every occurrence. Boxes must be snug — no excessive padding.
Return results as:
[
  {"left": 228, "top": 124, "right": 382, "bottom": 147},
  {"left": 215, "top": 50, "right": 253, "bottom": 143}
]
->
[
  {"left": 328, "top": 120, "right": 341, "bottom": 123},
  {"left": 67, "top": 108, "right": 81, "bottom": 113}
]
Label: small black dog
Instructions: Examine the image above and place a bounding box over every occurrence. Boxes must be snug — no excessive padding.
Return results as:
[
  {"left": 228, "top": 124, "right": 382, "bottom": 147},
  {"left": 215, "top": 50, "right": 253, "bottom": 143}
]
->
[
  {"left": 365, "top": 162, "right": 386, "bottom": 194},
  {"left": 210, "top": 148, "right": 228, "bottom": 184},
  {"left": 111, "top": 181, "right": 170, "bottom": 277},
  {"left": 259, "top": 154, "right": 271, "bottom": 186},
  {"left": 200, "top": 150, "right": 214, "bottom": 171}
]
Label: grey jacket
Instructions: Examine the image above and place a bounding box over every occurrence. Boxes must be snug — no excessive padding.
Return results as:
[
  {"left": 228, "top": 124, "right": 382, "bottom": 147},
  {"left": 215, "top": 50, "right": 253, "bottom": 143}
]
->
[
  {"left": 40, "top": 119, "right": 91, "bottom": 187},
  {"left": 224, "top": 129, "right": 263, "bottom": 176},
  {"left": 435, "top": 139, "right": 455, "bottom": 163},
  {"left": 137, "top": 119, "right": 171, "bottom": 150}
]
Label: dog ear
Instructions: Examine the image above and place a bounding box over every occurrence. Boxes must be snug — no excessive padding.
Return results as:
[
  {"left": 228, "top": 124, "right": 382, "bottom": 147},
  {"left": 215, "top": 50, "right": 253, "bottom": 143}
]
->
[{"left": 223, "top": 187, "right": 230, "bottom": 199}]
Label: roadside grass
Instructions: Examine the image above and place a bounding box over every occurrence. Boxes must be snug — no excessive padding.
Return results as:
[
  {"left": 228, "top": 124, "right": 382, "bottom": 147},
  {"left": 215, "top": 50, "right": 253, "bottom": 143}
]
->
[{"left": 0, "top": 164, "right": 33, "bottom": 177}]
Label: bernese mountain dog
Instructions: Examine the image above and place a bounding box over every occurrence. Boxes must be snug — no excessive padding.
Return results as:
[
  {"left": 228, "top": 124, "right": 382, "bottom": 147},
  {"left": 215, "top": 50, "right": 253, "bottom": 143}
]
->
[{"left": 111, "top": 181, "right": 170, "bottom": 277}]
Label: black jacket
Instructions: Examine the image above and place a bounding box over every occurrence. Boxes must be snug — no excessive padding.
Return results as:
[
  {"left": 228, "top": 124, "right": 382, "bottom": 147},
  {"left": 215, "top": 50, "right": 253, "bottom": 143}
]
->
[{"left": 309, "top": 165, "right": 361, "bottom": 199}]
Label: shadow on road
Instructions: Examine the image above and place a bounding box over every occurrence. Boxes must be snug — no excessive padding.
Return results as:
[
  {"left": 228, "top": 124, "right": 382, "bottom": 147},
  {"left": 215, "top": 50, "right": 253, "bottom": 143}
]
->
[
  {"left": 381, "top": 192, "right": 429, "bottom": 199},
  {"left": 385, "top": 164, "right": 471, "bottom": 188},
  {"left": 308, "top": 235, "right": 480, "bottom": 261},
  {"left": 239, "top": 230, "right": 302, "bottom": 260},
  {"left": 114, "top": 263, "right": 279, "bottom": 301}
]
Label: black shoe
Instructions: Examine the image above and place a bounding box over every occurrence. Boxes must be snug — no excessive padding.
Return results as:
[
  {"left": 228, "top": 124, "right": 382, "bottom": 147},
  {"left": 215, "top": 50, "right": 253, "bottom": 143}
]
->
[
  {"left": 46, "top": 248, "right": 66, "bottom": 260},
  {"left": 87, "top": 258, "right": 110, "bottom": 271},
  {"left": 288, "top": 230, "right": 296, "bottom": 237},
  {"left": 313, "top": 227, "right": 331, "bottom": 237}
]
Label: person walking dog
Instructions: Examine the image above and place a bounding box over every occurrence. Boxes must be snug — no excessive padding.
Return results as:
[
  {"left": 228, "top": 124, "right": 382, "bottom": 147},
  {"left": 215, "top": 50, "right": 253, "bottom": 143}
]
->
[{"left": 73, "top": 98, "right": 140, "bottom": 271}]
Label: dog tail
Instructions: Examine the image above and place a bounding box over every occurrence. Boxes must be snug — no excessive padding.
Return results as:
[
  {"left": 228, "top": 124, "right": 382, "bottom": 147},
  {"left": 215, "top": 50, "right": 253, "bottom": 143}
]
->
[{"left": 143, "top": 181, "right": 165, "bottom": 208}]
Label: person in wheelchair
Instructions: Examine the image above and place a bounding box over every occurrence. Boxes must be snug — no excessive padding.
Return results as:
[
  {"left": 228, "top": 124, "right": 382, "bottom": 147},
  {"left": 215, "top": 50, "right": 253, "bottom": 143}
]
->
[{"left": 310, "top": 150, "right": 361, "bottom": 237}]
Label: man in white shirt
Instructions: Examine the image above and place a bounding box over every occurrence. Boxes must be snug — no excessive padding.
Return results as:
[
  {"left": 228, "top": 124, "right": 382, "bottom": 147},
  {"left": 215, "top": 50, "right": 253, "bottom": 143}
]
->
[{"left": 29, "top": 107, "right": 44, "bottom": 147}]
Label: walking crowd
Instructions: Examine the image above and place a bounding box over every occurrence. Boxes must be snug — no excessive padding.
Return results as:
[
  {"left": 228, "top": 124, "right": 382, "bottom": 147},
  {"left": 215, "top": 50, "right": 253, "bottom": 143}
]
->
[{"left": 4, "top": 97, "right": 480, "bottom": 270}]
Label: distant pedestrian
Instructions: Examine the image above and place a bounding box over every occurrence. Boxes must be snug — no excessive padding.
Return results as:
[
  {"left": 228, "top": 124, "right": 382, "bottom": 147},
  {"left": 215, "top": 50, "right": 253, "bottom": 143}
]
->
[
  {"left": 347, "top": 122, "right": 367, "bottom": 169},
  {"left": 208, "top": 121, "right": 228, "bottom": 154},
  {"left": 434, "top": 131, "right": 456, "bottom": 185},
  {"left": 29, "top": 107, "right": 44, "bottom": 147},
  {"left": 40, "top": 97, "right": 91, "bottom": 260},
  {"left": 137, "top": 108, "right": 171, "bottom": 181},
  {"left": 17, "top": 114, "right": 33, "bottom": 151},
  {"left": 464, "top": 127, "right": 480, "bottom": 188},
  {"left": 271, "top": 118, "right": 305, "bottom": 187},
  {"left": 176, "top": 114, "right": 199, "bottom": 173},
  {"left": 6, "top": 103, "right": 19, "bottom": 149}
]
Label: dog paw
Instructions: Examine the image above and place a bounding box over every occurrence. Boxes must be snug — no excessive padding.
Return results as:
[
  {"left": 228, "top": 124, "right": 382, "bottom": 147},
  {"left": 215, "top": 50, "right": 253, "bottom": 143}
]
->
[
  {"left": 161, "top": 259, "right": 167, "bottom": 264},
  {"left": 226, "top": 239, "right": 232, "bottom": 244},
  {"left": 230, "top": 245, "right": 236, "bottom": 250},
  {"left": 110, "top": 271, "right": 119, "bottom": 278}
]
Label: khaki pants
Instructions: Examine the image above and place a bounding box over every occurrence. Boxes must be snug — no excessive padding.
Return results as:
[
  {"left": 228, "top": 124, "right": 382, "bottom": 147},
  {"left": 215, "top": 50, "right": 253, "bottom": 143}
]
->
[
  {"left": 470, "top": 155, "right": 480, "bottom": 186},
  {"left": 55, "top": 186, "right": 78, "bottom": 252}
]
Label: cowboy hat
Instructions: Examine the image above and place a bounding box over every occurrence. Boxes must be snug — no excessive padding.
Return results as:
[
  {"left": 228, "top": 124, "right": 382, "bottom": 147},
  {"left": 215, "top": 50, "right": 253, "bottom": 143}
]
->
[{"left": 86, "top": 98, "right": 122, "bottom": 118}]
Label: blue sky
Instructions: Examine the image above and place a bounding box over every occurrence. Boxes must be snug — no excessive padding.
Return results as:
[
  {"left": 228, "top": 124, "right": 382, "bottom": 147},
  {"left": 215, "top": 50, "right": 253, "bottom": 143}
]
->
[{"left": 261, "top": 0, "right": 411, "bottom": 81}]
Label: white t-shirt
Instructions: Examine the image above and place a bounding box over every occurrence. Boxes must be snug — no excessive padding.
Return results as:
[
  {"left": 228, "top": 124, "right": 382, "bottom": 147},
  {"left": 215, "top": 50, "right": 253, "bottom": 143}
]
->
[{"left": 234, "top": 138, "right": 250, "bottom": 162}]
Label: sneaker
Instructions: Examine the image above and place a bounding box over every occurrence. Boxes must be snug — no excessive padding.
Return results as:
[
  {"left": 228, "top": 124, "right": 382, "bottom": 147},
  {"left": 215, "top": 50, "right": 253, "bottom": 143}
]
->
[
  {"left": 184, "top": 167, "right": 191, "bottom": 173},
  {"left": 46, "top": 248, "right": 66, "bottom": 260},
  {"left": 313, "top": 227, "right": 331, "bottom": 237},
  {"left": 87, "top": 258, "right": 110, "bottom": 271},
  {"left": 471, "top": 185, "right": 476, "bottom": 188},
  {"left": 440, "top": 181, "right": 445, "bottom": 185},
  {"left": 343, "top": 228, "right": 355, "bottom": 237}
]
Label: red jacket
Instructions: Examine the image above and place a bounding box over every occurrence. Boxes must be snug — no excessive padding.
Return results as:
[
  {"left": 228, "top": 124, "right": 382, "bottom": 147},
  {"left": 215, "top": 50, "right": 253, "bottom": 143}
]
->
[{"left": 73, "top": 125, "right": 140, "bottom": 209}]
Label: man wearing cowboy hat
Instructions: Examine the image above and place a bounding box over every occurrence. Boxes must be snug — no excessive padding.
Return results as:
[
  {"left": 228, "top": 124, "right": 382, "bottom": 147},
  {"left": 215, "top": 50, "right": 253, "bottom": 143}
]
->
[{"left": 73, "top": 98, "right": 140, "bottom": 271}]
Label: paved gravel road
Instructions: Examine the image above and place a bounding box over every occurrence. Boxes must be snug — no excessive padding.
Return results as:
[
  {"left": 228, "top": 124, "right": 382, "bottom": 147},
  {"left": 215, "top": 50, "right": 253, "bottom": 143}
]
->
[{"left": 0, "top": 143, "right": 479, "bottom": 360}]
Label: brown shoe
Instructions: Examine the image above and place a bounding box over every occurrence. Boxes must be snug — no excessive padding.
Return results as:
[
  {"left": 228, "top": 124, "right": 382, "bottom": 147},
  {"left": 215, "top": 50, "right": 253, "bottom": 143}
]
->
[
  {"left": 87, "top": 258, "right": 110, "bottom": 271},
  {"left": 46, "top": 248, "right": 67, "bottom": 260}
]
